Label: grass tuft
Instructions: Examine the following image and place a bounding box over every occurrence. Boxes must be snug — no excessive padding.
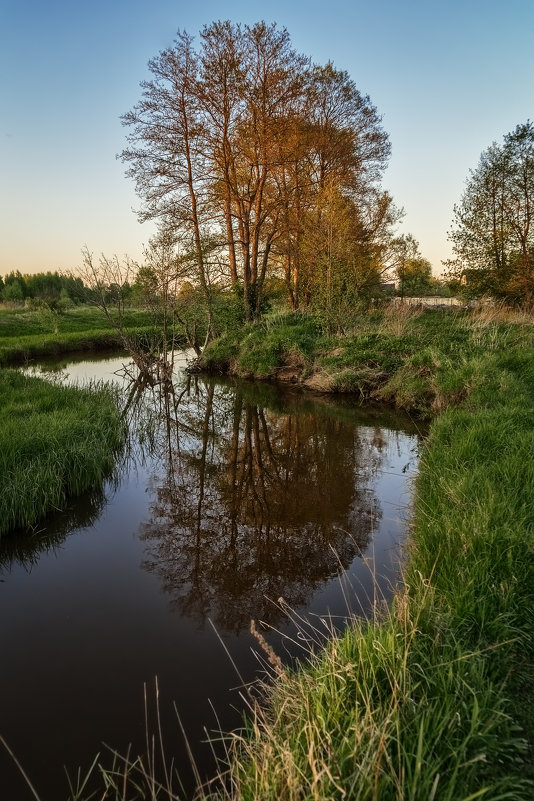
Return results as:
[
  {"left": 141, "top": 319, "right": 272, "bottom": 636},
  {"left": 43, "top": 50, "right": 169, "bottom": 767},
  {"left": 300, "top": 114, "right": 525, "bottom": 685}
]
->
[{"left": 0, "top": 370, "right": 125, "bottom": 536}]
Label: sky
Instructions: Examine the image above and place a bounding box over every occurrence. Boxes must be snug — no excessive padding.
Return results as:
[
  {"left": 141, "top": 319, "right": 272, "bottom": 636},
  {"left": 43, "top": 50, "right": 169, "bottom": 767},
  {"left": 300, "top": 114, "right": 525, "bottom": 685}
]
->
[{"left": 1, "top": 0, "right": 533, "bottom": 278}]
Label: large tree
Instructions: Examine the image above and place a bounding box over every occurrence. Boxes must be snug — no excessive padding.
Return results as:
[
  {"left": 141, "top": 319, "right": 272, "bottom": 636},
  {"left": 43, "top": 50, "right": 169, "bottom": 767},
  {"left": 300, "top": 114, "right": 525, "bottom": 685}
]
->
[
  {"left": 120, "top": 32, "right": 214, "bottom": 323},
  {"left": 447, "top": 121, "right": 534, "bottom": 301},
  {"left": 120, "top": 21, "right": 395, "bottom": 323},
  {"left": 278, "top": 62, "right": 394, "bottom": 315}
]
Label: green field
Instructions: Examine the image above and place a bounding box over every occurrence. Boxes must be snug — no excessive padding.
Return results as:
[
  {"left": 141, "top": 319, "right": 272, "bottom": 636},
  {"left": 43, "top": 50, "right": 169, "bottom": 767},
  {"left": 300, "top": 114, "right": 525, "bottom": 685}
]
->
[{"left": 0, "top": 303, "right": 158, "bottom": 366}]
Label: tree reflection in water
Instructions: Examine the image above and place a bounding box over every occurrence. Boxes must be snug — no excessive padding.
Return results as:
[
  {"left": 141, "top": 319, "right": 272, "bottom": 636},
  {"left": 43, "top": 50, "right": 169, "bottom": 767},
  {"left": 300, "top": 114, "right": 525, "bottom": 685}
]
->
[{"left": 134, "top": 375, "right": 407, "bottom": 633}]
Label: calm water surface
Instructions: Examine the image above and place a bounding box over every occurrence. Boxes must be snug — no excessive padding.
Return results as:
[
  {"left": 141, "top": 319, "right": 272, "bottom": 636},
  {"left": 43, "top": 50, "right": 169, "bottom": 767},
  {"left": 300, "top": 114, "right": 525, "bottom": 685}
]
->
[{"left": 1, "top": 352, "right": 421, "bottom": 799}]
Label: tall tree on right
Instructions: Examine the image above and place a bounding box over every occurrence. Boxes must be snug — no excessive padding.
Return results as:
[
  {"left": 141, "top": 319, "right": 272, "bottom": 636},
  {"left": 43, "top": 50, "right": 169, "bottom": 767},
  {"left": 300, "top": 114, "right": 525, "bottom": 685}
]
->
[{"left": 447, "top": 121, "right": 534, "bottom": 302}]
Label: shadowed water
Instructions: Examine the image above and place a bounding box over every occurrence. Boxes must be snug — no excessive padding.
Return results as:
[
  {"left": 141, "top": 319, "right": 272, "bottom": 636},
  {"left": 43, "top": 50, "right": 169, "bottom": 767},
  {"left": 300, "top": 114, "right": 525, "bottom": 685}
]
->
[{"left": 0, "top": 352, "right": 421, "bottom": 799}]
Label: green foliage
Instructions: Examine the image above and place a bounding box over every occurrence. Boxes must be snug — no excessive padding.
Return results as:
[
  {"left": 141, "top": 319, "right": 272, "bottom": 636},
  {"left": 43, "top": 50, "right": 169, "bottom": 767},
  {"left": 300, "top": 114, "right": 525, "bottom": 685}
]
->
[
  {"left": 213, "top": 286, "right": 246, "bottom": 334},
  {"left": 299, "top": 184, "right": 393, "bottom": 326},
  {"left": 396, "top": 255, "right": 433, "bottom": 296},
  {"left": 3, "top": 278, "right": 24, "bottom": 302},
  {"left": 0, "top": 270, "right": 85, "bottom": 307},
  {"left": 448, "top": 120, "right": 534, "bottom": 302}
]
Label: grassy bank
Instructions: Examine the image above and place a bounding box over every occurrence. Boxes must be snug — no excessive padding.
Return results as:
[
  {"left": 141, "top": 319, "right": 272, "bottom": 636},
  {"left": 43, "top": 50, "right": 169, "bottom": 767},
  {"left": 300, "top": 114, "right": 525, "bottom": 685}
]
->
[
  {"left": 196, "top": 305, "right": 534, "bottom": 800},
  {"left": 0, "top": 370, "right": 125, "bottom": 537},
  {"left": 0, "top": 304, "right": 141, "bottom": 536},
  {"left": 0, "top": 304, "right": 159, "bottom": 366},
  {"left": 200, "top": 304, "right": 534, "bottom": 415}
]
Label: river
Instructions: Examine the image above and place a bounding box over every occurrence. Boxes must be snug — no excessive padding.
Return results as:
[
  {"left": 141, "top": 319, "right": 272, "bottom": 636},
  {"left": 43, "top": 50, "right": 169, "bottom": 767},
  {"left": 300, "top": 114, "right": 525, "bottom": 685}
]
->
[{"left": 0, "top": 351, "right": 421, "bottom": 799}]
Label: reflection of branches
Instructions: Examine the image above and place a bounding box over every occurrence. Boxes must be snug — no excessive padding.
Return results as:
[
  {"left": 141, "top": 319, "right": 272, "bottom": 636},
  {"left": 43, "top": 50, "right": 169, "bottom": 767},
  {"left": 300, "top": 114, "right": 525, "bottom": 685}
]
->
[
  {"left": 136, "top": 376, "right": 392, "bottom": 632},
  {"left": 78, "top": 247, "right": 189, "bottom": 384}
]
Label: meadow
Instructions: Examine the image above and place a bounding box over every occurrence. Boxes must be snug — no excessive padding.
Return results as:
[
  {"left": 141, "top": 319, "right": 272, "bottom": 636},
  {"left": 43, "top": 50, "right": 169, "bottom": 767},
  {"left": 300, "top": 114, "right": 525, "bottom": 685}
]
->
[{"left": 0, "top": 304, "right": 158, "bottom": 366}]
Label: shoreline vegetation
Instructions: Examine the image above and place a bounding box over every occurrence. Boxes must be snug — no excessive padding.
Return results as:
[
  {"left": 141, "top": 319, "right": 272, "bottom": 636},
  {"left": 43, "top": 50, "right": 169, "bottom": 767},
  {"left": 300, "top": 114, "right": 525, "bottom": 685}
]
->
[
  {"left": 0, "top": 305, "right": 156, "bottom": 537},
  {"left": 197, "top": 302, "right": 534, "bottom": 800},
  {"left": 0, "top": 305, "right": 160, "bottom": 367},
  {"left": 1, "top": 301, "right": 533, "bottom": 798},
  {"left": 0, "top": 370, "right": 125, "bottom": 536}
]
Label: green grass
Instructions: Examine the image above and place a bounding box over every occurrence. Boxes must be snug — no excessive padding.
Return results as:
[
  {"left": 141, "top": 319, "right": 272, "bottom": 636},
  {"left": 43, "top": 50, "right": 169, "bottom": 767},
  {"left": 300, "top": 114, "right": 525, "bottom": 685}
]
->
[
  {"left": 0, "top": 304, "right": 159, "bottom": 366},
  {"left": 3, "top": 301, "right": 533, "bottom": 799},
  {"left": 0, "top": 369, "right": 125, "bottom": 536},
  {"left": 201, "top": 304, "right": 534, "bottom": 414},
  {"left": 0, "top": 305, "right": 140, "bottom": 535},
  {"left": 201, "top": 312, "right": 321, "bottom": 378},
  {"left": 194, "top": 303, "right": 534, "bottom": 801}
]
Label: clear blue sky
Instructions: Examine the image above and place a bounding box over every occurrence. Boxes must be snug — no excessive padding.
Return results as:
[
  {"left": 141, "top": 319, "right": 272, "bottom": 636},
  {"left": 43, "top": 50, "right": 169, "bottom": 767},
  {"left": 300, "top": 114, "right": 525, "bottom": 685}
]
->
[{"left": 1, "top": 0, "right": 533, "bottom": 276}]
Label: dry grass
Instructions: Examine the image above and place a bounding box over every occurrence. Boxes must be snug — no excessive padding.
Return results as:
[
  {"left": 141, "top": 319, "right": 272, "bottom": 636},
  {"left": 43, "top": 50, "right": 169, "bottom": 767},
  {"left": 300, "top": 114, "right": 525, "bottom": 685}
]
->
[
  {"left": 467, "top": 299, "right": 534, "bottom": 326},
  {"left": 377, "top": 303, "right": 424, "bottom": 336}
]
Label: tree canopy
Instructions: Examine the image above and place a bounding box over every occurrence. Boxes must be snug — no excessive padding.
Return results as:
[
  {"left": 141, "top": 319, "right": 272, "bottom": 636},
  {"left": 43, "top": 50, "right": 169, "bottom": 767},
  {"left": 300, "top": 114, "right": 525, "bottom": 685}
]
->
[
  {"left": 447, "top": 121, "right": 534, "bottom": 302},
  {"left": 120, "top": 21, "right": 398, "bottom": 325}
]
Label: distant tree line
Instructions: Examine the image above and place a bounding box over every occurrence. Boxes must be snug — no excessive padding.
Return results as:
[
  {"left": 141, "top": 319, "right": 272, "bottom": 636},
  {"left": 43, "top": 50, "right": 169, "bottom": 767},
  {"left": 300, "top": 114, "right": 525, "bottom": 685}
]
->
[
  {"left": 0, "top": 267, "right": 169, "bottom": 311},
  {"left": 0, "top": 271, "right": 85, "bottom": 308}
]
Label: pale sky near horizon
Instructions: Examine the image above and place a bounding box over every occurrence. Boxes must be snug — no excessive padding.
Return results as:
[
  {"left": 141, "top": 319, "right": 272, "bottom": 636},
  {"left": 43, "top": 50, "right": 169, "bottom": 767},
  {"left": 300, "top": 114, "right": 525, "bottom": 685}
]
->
[{"left": 1, "top": 0, "right": 533, "bottom": 278}]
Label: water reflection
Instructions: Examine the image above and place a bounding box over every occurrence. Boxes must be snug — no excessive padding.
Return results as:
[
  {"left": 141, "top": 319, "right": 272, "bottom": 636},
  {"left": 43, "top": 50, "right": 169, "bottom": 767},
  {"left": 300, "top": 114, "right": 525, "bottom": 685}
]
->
[
  {"left": 12, "top": 353, "right": 420, "bottom": 635},
  {"left": 2, "top": 352, "right": 420, "bottom": 801},
  {"left": 132, "top": 374, "right": 415, "bottom": 632},
  {"left": 0, "top": 486, "right": 108, "bottom": 573}
]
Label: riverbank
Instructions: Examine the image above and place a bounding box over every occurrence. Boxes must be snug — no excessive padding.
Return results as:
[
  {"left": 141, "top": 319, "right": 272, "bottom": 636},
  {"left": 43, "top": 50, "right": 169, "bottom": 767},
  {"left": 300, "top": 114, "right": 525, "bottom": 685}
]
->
[
  {"left": 197, "top": 305, "right": 534, "bottom": 800},
  {"left": 200, "top": 304, "right": 534, "bottom": 415},
  {"left": 0, "top": 369, "right": 125, "bottom": 537},
  {"left": 0, "top": 305, "right": 144, "bottom": 536},
  {"left": 0, "top": 304, "right": 159, "bottom": 366}
]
